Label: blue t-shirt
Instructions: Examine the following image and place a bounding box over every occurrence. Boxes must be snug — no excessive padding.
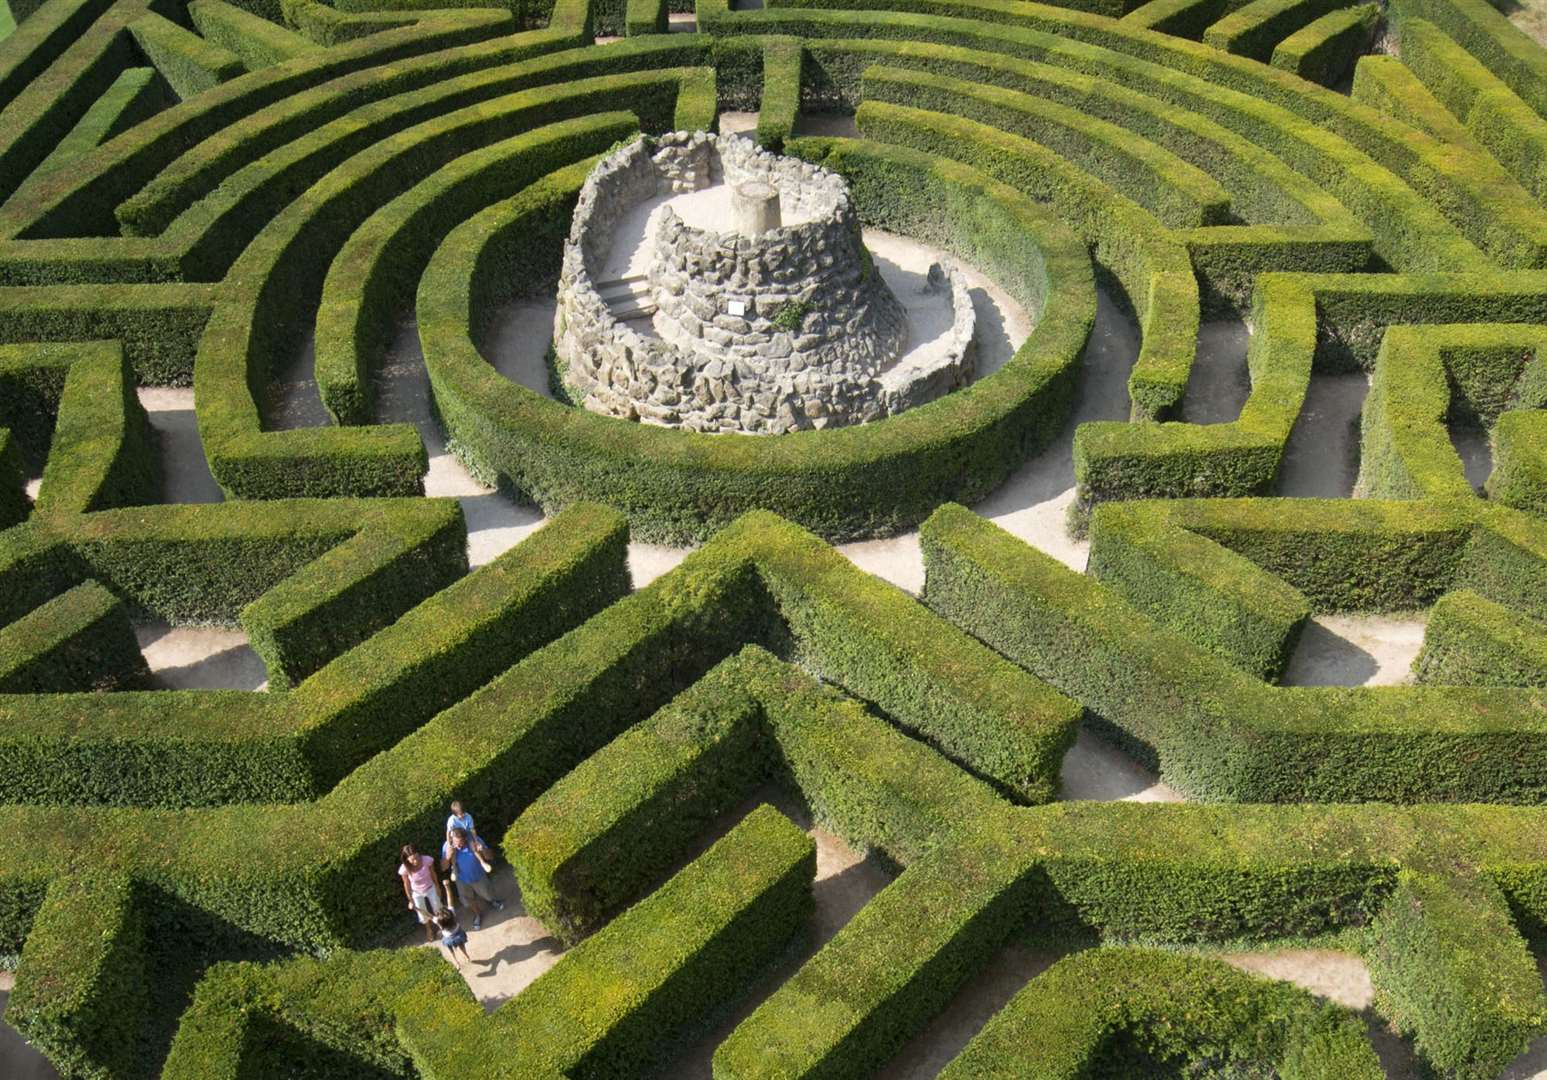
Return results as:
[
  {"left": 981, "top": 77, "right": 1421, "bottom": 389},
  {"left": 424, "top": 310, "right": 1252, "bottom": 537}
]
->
[{"left": 450, "top": 844, "right": 485, "bottom": 884}]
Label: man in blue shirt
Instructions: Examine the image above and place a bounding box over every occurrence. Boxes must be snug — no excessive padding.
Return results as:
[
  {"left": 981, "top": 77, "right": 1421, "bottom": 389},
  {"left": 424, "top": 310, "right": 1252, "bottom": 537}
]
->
[{"left": 440, "top": 826, "right": 505, "bottom": 930}]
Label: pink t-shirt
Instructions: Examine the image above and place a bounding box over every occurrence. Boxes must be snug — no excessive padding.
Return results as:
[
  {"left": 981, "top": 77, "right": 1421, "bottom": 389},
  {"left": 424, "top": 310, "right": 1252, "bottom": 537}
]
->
[{"left": 398, "top": 855, "right": 436, "bottom": 894}]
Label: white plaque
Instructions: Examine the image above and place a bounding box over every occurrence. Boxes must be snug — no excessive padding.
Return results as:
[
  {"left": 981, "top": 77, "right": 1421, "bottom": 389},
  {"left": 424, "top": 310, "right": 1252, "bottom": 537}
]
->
[{"left": 727, "top": 300, "right": 746, "bottom": 317}]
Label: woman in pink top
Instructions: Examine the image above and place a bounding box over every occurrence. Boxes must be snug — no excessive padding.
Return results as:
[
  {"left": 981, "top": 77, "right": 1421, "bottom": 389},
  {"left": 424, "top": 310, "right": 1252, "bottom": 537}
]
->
[{"left": 398, "top": 842, "right": 446, "bottom": 942}]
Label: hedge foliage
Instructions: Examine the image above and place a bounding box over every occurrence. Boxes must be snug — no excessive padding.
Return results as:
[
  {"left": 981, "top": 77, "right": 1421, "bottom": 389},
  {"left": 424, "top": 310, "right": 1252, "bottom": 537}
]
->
[
  {"left": 712, "top": 0, "right": 1540, "bottom": 267},
  {"left": 0, "top": 581, "right": 147, "bottom": 692},
  {"left": 508, "top": 645, "right": 1008, "bottom": 943},
  {"left": 921, "top": 500, "right": 1547, "bottom": 802},
  {"left": 312, "top": 110, "right": 639, "bottom": 425},
  {"left": 938, "top": 948, "right": 1383, "bottom": 1078},
  {"left": 195, "top": 59, "right": 714, "bottom": 498},
  {"left": 1415, "top": 588, "right": 1547, "bottom": 687},
  {"left": 0, "top": 502, "right": 629, "bottom": 806},
  {"left": 1270, "top": 2, "right": 1376, "bottom": 86},
  {"left": 127, "top": 11, "right": 244, "bottom": 100},
  {"left": 1357, "top": 322, "right": 1538, "bottom": 501}
]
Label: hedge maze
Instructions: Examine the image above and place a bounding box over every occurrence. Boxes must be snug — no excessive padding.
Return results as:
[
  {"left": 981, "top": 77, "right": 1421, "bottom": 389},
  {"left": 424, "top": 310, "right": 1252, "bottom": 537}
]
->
[{"left": 3, "top": 0, "right": 1547, "bottom": 1072}]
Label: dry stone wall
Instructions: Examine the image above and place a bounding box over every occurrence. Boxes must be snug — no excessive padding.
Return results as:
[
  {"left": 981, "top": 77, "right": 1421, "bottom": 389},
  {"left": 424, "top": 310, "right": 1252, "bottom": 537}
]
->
[{"left": 553, "top": 132, "right": 975, "bottom": 434}]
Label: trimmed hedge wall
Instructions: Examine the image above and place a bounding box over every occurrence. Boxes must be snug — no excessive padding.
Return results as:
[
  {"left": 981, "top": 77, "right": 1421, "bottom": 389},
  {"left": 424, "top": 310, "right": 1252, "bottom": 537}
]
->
[
  {"left": 238, "top": 494, "right": 468, "bottom": 688},
  {"left": 1270, "top": 2, "right": 1376, "bottom": 87},
  {"left": 1357, "top": 322, "right": 1538, "bottom": 501},
  {"left": 850, "top": 93, "right": 1199, "bottom": 418},
  {"left": 1087, "top": 500, "right": 1308, "bottom": 680},
  {"left": 0, "top": 580, "right": 147, "bottom": 691},
  {"left": 1387, "top": 0, "right": 1547, "bottom": 124},
  {"left": 723, "top": 0, "right": 1547, "bottom": 266},
  {"left": 921, "top": 500, "right": 1547, "bottom": 803},
  {"left": 938, "top": 948, "right": 1383, "bottom": 1078},
  {"left": 1201, "top": 0, "right": 1356, "bottom": 61},
  {"left": 1397, "top": 16, "right": 1547, "bottom": 204},
  {"left": 508, "top": 645, "right": 1008, "bottom": 943},
  {"left": 1491, "top": 407, "right": 1547, "bottom": 512},
  {"left": 312, "top": 111, "right": 638, "bottom": 425},
  {"left": 127, "top": 12, "right": 245, "bottom": 99},
  {"left": 196, "top": 66, "right": 712, "bottom": 499},
  {"left": 187, "top": 0, "right": 317, "bottom": 70},
  {"left": 419, "top": 138, "right": 1094, "bottom": 542},
  {"left": 1415, "top": 588, "right": 1547, "bottom": 687},
  {"left": 32, "top": 340, "right": 158, "bottom": 514},
  {"left": 1349, "top": 52, "right": 1479, "bottom": 146},
  {"left": 422, "top": 805, "right": 812, "bottom": 1078},
  {"left": 1366, "top": 866, "right": 1547, "bottom": 1080},
  {"left": 0, "top": 8, "right": 515, "bottom": 240},
  {"left": 0, "top": 282, "right": 215, "bottom": 385},
  {"left": 162, "top": 948, "right": 464, "bottom": 1080},
  {"left": 30, "top": 66, "right": 169, "bottom": 181},
  {"left": 0, "top": 502, "right": 630, "bottom": 806},
  {"left": 715, "top": 821, "right": 1029, "bottom": 1079}
]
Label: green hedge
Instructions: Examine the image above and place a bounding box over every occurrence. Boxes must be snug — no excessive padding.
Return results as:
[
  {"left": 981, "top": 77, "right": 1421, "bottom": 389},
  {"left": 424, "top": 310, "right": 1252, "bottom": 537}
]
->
[
  {"left": 0, "top": 8, "right": 513, "bottom": 240},
  {"left": 1366, "top": 866, "right": 1547, "bottom": 1080},
  {"left": 939, "top": 948, "right": 1383, "bottom": 1078},
  {"left": 921, "top": 501, "right": 1547, "bottom": 802},
  {"left": 127, "top": 12, "right": 244, "bottom": 100},
  {"left": 0, "top": 429, "right": 26, "bottom": 527},
  {"left": 0, "top": 0, "right": 139, "bottom": 211},
  {"left": 1349, "top": 52, "right": 1479, "bottom": 146},
  {"left": 1076, "top": 271, "right": 1547, "bottom": 508},
  {"left": 0, "top": 581, "right": 147, "bottom": 691},
  {"left": 799, "top": 34, "right": 1368, "bottom": 253},
  {"left": 1490, "top": 407, "right": 1547, "bottom": 512},
  {"left": 30, "top": 66, "right": 169, "bottom": 181},
  {"left": 1388, "top": 0, "right": 1547, "bottom": 124},
  {"left": 1415, "top": 588, "right": 1547, "bottom": 687},
  {"left": 290, "top": 502, "right": 631, "bottom": 791},
  {"left": 187, "top": 0, "right": 317, "bottom": 69},
  {"left": 4, "top": 511, "right": 1547, "bottom": 1076},
  {"left": 0, "top": 502, "right": 629, "bottom": 806},
  {"left": 0, "top": 282, "right": 214, "bottom": 385},
  {"left": 508, "top": 645, "right": 1008, "bottom": 943},
  {"left": 238, "top": 495, "right": 467, "bottom": 688},
  {"left": 1270, "top": 2, "right": 1376, "bottom": 87},
  {"left": 851, "top": 93, "right": 1200, "bottom": 418},
  {"left": 859, "top": 67, "right": 1233, "bottom": 229},
  {"left": 0, "top": 0, "right": 116, "bottom": 117},
  {"left": 720, "top": 0, "right": 1544, "bottom": 267},
  {"left": 1087, "top": 500, "right": 1308, "bottom": 680},
  {"left": 0, "top": 339, "right": 76, "bottom": 470},
  {"left": 419, "top": 138, "right": 1094, "bottom": 542},
  {"left": 1201, "top": 0, "right": 1355, "bottom": 61},
  {"left": 1397, "top": 16, "right": 1547, "bottom": 204},
  {"left": 460, "top": 806, "right": 810, "bottom": 1077},
  {"left": 1119, "top": 0, "right": 1241, "bottom": 36},
  {"left": 1357, "top": 322, "right": 1538, "bottom": 501},
  {"left": 715, "top": 821, "right": 1029, "bottom": 1078},
  {"left": 0, "top": 340, "right": 155, "bottom": 515},
  {"left": 757, "top": 35, "right": 801, "bottom": 148},
  {"left": 32, "top": 340, "right": 158, "bottom": 514},
  {"left": 196, "top": 66, "right": 710, "bottom": 498},
  {"left": 162, "top": 949, "right": 464, "bottom": 1080},
  {"left": 312, "top": 112, "right": 637, "bottom": 425}
]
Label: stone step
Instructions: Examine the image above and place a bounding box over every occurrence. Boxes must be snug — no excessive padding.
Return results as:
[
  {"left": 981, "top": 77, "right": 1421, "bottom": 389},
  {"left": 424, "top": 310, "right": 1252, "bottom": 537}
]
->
[
  {"left": 595, "top": 274, "right": 649, "bottom": 300},
  {"left": 611, "top": 298, "right": 658, "bottom": 320},
  {"left": 595, "top": 275, "right": 656, "bottom": 320}
]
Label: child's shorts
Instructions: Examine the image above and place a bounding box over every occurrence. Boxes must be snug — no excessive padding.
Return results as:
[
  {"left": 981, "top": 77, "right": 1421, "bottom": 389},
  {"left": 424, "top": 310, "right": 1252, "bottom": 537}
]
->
[{"left": 443, "top": 929, "right": 468, "bottom": 949}]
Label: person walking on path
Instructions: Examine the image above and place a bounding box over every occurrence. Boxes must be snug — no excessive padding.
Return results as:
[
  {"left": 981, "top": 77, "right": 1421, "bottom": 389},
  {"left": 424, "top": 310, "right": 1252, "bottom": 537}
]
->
[
  {"left": 398, "top": 843, "right": 446, "bottom": 943},
  {"left": 445, "top": 799, "right": 491, "bottom": 857},
  {"left": 434, "top": 909, "right": 473, "bottom": 968},
  {"left": 441, "top": 826, "right": 504, "bottom": 930}
]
